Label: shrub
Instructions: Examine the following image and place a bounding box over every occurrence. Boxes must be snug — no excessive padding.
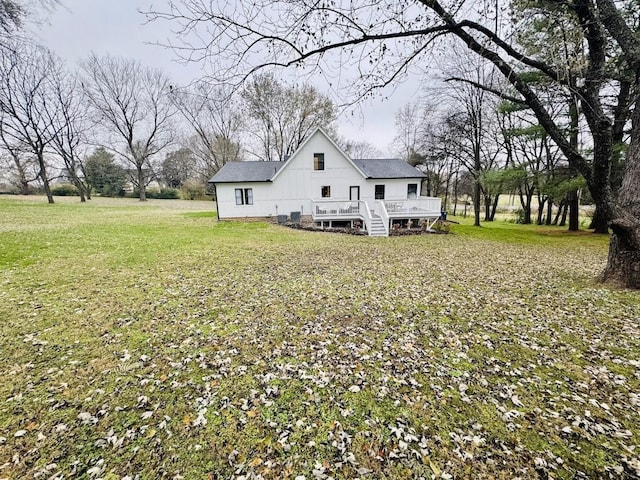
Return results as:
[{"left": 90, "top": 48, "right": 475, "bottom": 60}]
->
[
  {"left": 157, "top": 187, "right": 180, "bottom": 199},
  {"left": 512, "top": 208, "right": 526, "bottom": 224},
  {"left": 84, "top": 148, "right": 127, "bottom": 196},
  {"left": 0, "top": 184, "right": 19, "bottom": 194},
  {"left": 180, "top": 180, "right": 207, "bottom": 200},
  {"left": 51, "top": 184, "right": 79, "bottom": 196},
  {"left": 432, "top": 219, "right": 450, "bottom": 233},
  {"left": 127, "top": 189, "right": 142, "bottom": 199},
  {"left": 101, "top": 184, "right": 125, "bottom": 197},
  {"left": 128, "top": 187, "right": 179, "bottom": 199}
]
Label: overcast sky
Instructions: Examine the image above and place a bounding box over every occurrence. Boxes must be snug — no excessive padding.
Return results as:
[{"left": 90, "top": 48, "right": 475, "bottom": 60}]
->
[{"left": 35, "top": 1, "right": 425, "bottom": 156}]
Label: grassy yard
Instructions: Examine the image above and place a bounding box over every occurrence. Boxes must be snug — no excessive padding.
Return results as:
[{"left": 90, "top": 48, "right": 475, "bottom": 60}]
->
[{"left": 0, "top": 195, "right": 638, "bottom": 480}]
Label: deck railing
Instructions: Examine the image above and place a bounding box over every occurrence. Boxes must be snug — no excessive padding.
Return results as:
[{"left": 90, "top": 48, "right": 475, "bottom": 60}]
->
[
  {"left": 313, "top": 197, "right": 441, "bottom": 218},
  {"left": 313, "top": 200, "right": 361, "bottom": 217},
  {"left": 312, "top": 200, "right": 373, "bottom": 233},
  {"left": 384, "top": 197, "right": 441, "bottom": 216}
]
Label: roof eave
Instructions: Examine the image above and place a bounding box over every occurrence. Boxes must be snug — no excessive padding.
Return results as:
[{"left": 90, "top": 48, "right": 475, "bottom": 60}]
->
[
  {"left": 366, "top": 175, "right": 427, "bottom": 180},
  {"left": 209, "top": 179, "right": 274, "bottom": 184}
]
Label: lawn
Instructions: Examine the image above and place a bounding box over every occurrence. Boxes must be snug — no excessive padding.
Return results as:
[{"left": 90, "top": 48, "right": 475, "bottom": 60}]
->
[{"left": 0, "top": 196, "right": 638, "bottom": 480}]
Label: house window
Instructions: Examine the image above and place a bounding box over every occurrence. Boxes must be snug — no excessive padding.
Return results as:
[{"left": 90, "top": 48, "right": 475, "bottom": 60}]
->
[
  {"left": 321, "top": 185, "right": 331, "bottom": 198},
  {"left": 314, "top": 153, "right": 325, "bottom": 170},
  {"left": 407, "top": 183, "right": 418, "bottom": 199},
  {"left": 235, "top": 188, "right": 253, "bottom": 205},
  {"left": 374, "top": 184, "right": 385, "bottom": 200}
]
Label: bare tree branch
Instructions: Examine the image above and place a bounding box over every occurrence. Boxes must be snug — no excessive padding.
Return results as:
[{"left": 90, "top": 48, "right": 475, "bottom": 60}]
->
[
  {"left": 445, "top": 76, "right": 527, "bottom": 105},
  {"left": 82, "top": 54, "right": 176, "bottom": 201}
]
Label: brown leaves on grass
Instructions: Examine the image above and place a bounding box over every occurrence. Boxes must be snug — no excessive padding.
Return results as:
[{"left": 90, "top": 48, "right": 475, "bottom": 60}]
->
[{"left": 0, "top": 206, "right": 638, "bottom": 479}]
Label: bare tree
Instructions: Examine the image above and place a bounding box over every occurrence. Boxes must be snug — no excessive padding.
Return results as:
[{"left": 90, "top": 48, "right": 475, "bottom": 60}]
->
[
  {"left": 338, "top": 138, "right": 383, "bottom": 160},
  {"left": 394, "top": 102, "right": 431, "bottom": 161},
  {"left": 241, "top": 73, "right": 335, "bottom": 161},
  {"left": 394, "top": 100, "right": 451, "bottom": 198},
  {"left": 444, "top": 55, "right": 503, "bottom": 225},
  {"left": 82, "top": 54, "right": 175, "bottom": 201},
  {"left": 0, "top": 41, "right": 63, "bottom": 203},
  {"left": 0, "top": 115, "right": 38, "bottom": 194},
  {"left": 170, "top": 82, "right": 242, "bottom": 181},
  {"left": 49, "top": 70, "right": 91, "bottom": 201},
  {"left": 431, "top": 112, "right": 464, "bottom": 212}
]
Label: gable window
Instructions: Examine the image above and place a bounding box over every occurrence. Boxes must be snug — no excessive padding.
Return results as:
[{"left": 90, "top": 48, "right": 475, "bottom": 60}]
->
[
  {"left": 374, "top": 184, "right": 385, "bottom": 200},
  {"left": 235, "top": 188, "right": 253, "bottom": 205},
  {"left": 407, "top": 183, "right": 418, "bottom": 199},
  {"left": 314, "top": 153, "right": 325, "bottom": 170},
  {"left": 321, "top": 185, "right": 331, "bottom": 198}
]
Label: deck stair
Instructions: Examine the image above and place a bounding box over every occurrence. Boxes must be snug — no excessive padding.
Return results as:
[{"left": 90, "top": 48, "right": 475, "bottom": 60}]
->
[{"left": 368, "top": 214, "right": 387, "bottom": 237}]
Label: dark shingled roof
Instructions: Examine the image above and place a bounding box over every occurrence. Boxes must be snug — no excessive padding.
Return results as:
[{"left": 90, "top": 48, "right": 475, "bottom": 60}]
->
[
  {"left": 353, "top": 159, "right": 426, "bottom": 179},
  {"left": 209, "top": 161, "right": 285, "bottom": 183},
  {"left": 209, "top": 158, "right": 424, "bottom": 183}
]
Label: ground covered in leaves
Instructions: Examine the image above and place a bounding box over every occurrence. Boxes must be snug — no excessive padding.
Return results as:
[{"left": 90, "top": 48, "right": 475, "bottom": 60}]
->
[{"left": 0, "top": 196, "right": 638, "bottom": 480}]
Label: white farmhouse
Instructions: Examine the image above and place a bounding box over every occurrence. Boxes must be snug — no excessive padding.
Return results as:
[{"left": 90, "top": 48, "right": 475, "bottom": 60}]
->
[{"left": 209, "top": 128, "right": 441, "bottom": 236}]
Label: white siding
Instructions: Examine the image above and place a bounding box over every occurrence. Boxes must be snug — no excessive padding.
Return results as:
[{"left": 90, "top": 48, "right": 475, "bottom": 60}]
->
[
  {"left": 270, "top": 131, "right": 365, "bottom": 216},
  {"left": 364, "top": 178, "right": 419, "bottom": 201},
  {"left": 216, "top": 182, "right": 277, "bottom": 218}
]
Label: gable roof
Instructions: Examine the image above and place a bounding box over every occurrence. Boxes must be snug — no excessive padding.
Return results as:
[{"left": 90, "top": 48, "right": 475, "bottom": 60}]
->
[
  {"left": 209, "top": 161, "right": 285, "bottom": 183},
  {"left": 271, "top": 127, "right": 368, "bottom": 181},
  {"left": 352, "top": 159, "right": 426, "bottom": 179}
]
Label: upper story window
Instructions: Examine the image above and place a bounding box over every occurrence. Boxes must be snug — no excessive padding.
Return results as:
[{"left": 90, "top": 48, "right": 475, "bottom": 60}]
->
[
  {"left": 314, "top": 153, "right": 325, "bottom": 170},
  {"left": 375, "top": 184, "right": 385, "bottom": 200},
  {"left": 321, "top": 185, "right": 331, "bottom": 198},
  {"left": 235, "top": 188, "right": 253, "bottom": 205},
  {"left": 407, "top": 183, "right": 418, "bottom": 199}
]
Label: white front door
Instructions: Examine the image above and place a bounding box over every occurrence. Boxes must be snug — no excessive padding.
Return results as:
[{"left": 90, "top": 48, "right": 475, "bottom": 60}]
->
[{"left": 350, "top": 186, "right": 360, "bottom": 200}]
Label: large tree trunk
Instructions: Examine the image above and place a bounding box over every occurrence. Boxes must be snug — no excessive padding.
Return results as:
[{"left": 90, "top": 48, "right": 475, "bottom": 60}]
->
[
  {"left": 481, "top": 194, "right": 499, "bottom": 221},
  {"left": 452, "top": 171, "right": 459, "bottom": 216},
  {"left": 604, "top": 219, "right": 640, "bottom": 288},
  {"left": 483, "top": 195, "right": 489, "bottom": 221},
  {"left": 587, "top": 132, "right": 614, "bottom": 234},
  {"left": 536, "top": 195, "right": 546, "bottom": 225},
  {"left": 602, "top": 105, "right": 640, "bottom": 288},
  {"left": 589, "top": 188, "right": 612, "bottom": 233},
  {"left": 523, "top": 203, "right": 532, "bottom": 224},
  {"left": 490, "top": 194, "right": 499, "bottom": 221},
  {"left": 553, "top": 199, "right": 566, "bottom": 225},
  {"left": 77, "top": 183, "right": 86, "bottom": 202},
  {"left": 518, "top": 187, "right": 533, "bottom": 224},
  {"left": 137, "top": 165, "right": 147, "bottom": 201},
  {"left": 473, "top": 179, "right": 481, "bottom": 226},
  {"left": 19, "top": 179, "right": 30, "bottom": 195},
  {"left": 37, "top": 153, "right": 54, "bottom": 204},
  {"left": 560, "top": 199, "right": 569, "bottom": 227},
  {"left": 443, "top": 179, "right": 450, "bottom": 212},
  {"left": 568, "top": 190, "right": 579, "bottom": 232},
  {"left": 69, "top": 172, "right": 86, "bottom": 202},
  {"left": 11, "top": 154, "right": 30, "bottom": 195}
]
